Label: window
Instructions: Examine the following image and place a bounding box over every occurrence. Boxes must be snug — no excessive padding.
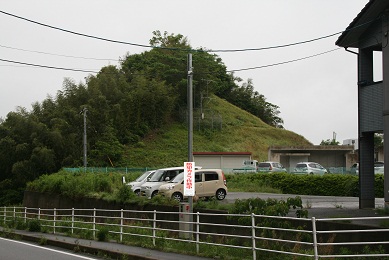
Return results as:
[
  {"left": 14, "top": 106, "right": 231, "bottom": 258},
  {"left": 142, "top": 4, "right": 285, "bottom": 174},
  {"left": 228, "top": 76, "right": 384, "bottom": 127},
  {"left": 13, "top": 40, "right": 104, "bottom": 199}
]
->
[
  {"left": 195, "top": 172, "right": 202, "bottom": 183},
  {"left": 204, "top": 172, "right": 219, "bottom": 181},
  {"left": 258, "top": 163, "right": 270, "bottom": 167}
]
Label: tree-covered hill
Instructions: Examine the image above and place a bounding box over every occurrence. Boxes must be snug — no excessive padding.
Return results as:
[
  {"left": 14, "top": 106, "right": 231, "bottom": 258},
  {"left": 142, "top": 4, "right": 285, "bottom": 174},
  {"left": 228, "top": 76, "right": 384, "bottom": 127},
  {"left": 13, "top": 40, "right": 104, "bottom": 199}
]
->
[
  {"left": 125, "top": 94, "right": 310, "bottom": 168},
  {"left": 0, "top": 31, "right": 310, "bottom": 205}
]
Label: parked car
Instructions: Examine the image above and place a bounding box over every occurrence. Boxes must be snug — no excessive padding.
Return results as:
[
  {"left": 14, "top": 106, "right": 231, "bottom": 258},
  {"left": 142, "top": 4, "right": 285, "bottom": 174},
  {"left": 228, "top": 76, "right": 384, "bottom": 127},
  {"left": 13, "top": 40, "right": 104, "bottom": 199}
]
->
[
  {"left": 140, "top": 166, "right": 201, "bottom": 198},
  {"left": 350, "top": 163, "right": 359, "bottom": 174},
  {"left": 350, "top": 162, "right": 384, "bottom": 174},
  {"left": 257, "top": 161, "right": 287, "bottom": 173},
  {"left": 293, "top": 162, "right": 328, "bottom": 175},
  {"left": 127, "top": 170, "right": 155, "bottom": 195},
  {"left": 159, "top": 169, "right": 227, "bottom": 202},
  {"left": 375, "top": 161, "right": 384, "bottom": 174}
]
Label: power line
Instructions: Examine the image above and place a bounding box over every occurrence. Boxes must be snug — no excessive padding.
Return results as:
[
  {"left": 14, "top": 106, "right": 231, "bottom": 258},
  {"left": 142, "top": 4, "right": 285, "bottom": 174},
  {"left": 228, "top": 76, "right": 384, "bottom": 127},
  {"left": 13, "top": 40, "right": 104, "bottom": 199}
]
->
[
  {"left": 0, "top": 58, "right": 98, "bottom": 73},
  {"left": 0, "top": 10, "right": 156, "bottom": 49},
  {"left": 0, "top": 44, "right": 119, "bottom": 62},
  {"left": 0, "top": 10, "right": 379, "bottom": 53},
  {"left": 0, "top": 47, "right": 340, "bottom": 74},
  {"left": 227, "top": 48, "right": 340, "bottom": 73}
]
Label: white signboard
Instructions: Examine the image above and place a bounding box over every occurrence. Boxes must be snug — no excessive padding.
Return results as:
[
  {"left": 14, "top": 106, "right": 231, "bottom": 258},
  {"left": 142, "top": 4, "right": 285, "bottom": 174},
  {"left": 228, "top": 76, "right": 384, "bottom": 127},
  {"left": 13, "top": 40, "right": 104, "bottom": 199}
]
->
[{"left": 184, "top": 162, "right": 195, "bottom": 196}]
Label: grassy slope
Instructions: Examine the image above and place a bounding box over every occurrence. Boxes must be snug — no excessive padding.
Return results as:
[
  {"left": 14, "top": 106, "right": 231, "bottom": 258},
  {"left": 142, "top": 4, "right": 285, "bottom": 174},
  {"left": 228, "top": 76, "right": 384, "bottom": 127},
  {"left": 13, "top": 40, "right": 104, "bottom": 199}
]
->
[{"left": 123, "top": 95, "right": 311, "bottom": 167}]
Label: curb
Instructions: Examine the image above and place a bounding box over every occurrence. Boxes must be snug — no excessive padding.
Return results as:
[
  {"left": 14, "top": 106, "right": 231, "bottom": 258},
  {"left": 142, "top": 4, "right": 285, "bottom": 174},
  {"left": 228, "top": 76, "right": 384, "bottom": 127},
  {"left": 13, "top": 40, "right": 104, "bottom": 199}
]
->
[{"left": 1, "top": 230, "right": 156, "bottom": 260}]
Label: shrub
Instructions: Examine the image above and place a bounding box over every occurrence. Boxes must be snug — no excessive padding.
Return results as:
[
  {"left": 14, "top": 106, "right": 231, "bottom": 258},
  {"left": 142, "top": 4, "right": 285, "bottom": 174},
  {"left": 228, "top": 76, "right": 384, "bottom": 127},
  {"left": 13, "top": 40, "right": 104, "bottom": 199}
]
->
[
  {"left": 28, "top": 219, "right": 41, "bottom": 232},
  {"left": 97, "top": 227, "right": 109, "bottom": 242},
  {"left": 115, "top": 185, "right": 133, "bottom": 203}
]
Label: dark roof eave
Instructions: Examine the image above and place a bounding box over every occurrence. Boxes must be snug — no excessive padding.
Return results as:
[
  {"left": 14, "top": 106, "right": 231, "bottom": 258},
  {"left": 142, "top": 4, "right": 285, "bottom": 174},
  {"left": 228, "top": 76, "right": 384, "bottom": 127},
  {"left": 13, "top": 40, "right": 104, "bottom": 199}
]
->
[{"left": 336, "top": 0, "right": 388, "bottom": 48}]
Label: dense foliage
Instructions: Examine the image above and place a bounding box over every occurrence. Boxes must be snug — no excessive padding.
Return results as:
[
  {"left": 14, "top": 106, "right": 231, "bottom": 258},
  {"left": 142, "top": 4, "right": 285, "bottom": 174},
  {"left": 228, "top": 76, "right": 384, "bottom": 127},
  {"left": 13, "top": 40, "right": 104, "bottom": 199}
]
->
[
  {"left": 0, "top": 31, "right": 285, "bottom": 205},
  {"left": 27, "top": 170, "right": 384, "bottom": 202},
  {"left": 226, "top": 173, "right": 385, "bottom": 198}
]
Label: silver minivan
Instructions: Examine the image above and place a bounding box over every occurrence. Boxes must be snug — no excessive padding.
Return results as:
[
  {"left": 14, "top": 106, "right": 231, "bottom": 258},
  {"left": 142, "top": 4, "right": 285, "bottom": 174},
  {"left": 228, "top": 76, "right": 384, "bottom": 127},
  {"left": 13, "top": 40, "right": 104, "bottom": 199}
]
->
[
  {"left": 293, "top": 162, "right": 328, "bottom": 175},
  {"left": 127, "top": 170, "right": 155, "bottom": 195}
]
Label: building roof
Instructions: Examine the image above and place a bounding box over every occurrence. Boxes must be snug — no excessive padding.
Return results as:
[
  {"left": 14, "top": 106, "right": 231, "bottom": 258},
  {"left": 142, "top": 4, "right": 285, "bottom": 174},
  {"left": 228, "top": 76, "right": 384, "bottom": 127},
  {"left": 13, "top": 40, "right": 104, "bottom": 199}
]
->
[
  {"left": 336, "top": 0, "right": 389, "bottom": 48},
  {"left": 193, "top": 152, "right": 251, "bottom": 156},
  {"left": 270, "top": 145, "right": 355, "bottom": 153}
]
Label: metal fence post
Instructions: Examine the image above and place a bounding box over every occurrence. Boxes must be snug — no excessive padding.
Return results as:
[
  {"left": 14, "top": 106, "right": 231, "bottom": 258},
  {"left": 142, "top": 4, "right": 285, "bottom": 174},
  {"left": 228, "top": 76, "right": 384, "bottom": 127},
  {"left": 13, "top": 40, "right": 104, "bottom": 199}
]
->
[
  {"left": 13, "top": 206, "right": 16, "bottom": 218},
  {"left": 196, "top": 212, "right": 200, "bottom": 254},
  {"left": 53, "top": 208, "right": 56, "bottom": 234},
  {"left": 312, "top": 217, "right": 318, "bottom": 260},
  {"left": 38, "top": 208, "right": 41, "bottom": 220},
  {"left": 71, "top": 208, "right": 74, "bottom": 234},
  {"left": 24, "top": 207, "right": 27, "bottom": 223},
  {"left": 120, "top": 209, "right": 123, "bottom": 242},
  {"left": 252, "top": 213, "right": 256, "bottom": 260},
  {"left": 3, "top": 206, "right": 6, "bottom": 224},
  {"left": 153, "top": 210, "right": 156, "bottom": 246},
  {"left": 93, "top": 208, "right": 96, "bottom": 239}
]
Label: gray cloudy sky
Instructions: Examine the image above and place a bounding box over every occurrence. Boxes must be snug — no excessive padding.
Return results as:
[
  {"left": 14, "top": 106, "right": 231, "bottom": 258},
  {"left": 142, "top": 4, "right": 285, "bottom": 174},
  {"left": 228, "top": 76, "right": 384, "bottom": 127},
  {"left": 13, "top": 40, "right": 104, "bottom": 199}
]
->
[{"left": 0, "top": 0, "right": 375, "bottom": 144}]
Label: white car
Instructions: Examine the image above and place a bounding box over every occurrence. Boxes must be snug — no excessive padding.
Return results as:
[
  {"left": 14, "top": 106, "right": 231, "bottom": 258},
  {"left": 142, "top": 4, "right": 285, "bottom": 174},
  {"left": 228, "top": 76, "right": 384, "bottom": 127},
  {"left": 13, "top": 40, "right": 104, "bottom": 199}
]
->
[
  {"left": 350, "top": 162, "right": 384, "bottom": 174},
  {"left": 258, "top": 161, "right": 287, "bottom": 173},
  {"left": 127, "top": 170, "right": 155, "bottom": 195},
  {"left": 374, "top": 161, "right": 384, "bottom": 174},
  {"left": 140, "top": 166, "right": 201, "bottom": 198},
  {"left": 293, "top": 162, "right": 328, "bottom": 175}
]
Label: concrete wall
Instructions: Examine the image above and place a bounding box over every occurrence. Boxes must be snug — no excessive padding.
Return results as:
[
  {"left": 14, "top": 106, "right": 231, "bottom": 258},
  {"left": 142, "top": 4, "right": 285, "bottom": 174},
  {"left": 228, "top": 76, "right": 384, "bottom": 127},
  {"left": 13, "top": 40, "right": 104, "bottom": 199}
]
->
[{"left": 193, "top": 153, "right": 251, "bottom": 172}]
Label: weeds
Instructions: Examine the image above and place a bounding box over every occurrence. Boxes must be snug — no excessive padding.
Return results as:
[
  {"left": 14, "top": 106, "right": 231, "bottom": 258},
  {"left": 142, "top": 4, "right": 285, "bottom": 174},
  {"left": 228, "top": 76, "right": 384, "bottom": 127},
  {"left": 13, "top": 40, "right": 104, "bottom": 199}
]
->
[
  {"left": 27, "top": 219, "right": 41, "bottom": 232},
  {"left": 97, "top": 227, "right": 109, "bottom": 242}
]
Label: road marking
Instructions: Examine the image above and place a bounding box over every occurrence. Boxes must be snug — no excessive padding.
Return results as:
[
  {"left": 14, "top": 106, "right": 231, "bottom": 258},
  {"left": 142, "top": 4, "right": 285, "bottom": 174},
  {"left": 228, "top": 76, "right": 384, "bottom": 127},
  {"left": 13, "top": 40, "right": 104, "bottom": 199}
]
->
[{"left": 0, "top": 236, "right": 99, "bottom": 259}]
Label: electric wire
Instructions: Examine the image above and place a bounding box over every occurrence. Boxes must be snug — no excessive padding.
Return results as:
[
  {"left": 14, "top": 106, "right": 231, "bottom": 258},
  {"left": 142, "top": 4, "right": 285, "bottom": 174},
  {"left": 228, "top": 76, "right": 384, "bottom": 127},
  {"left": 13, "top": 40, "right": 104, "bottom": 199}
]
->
[
  {"left": 0, "top": 10, "right": 379, "bottom": 53},
  {"left": 0, "top": 47, "right": 341, "bottom": 74},
  {"left": 227, "top": 48, "right": 340, "bottom": 73},
  {"left": 0, "top": 44, "right": 119, "bottom": 62},
  {"left": 0, "top": 58, "right": 98, "bottom": 73}
]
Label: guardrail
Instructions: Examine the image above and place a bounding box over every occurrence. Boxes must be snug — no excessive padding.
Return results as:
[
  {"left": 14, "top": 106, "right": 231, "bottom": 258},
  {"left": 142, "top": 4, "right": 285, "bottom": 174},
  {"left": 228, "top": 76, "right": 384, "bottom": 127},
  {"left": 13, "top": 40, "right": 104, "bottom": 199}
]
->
[{"left": 1, "top": 206, "right": 389, "bottom": 259}]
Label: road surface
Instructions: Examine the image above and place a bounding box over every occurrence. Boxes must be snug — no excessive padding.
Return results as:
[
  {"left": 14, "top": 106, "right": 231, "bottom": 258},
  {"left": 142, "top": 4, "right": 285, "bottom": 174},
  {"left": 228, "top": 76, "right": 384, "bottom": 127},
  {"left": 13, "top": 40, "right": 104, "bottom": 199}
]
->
[{"left": 0, "top": 237, "right": 102, "bottom": 260}]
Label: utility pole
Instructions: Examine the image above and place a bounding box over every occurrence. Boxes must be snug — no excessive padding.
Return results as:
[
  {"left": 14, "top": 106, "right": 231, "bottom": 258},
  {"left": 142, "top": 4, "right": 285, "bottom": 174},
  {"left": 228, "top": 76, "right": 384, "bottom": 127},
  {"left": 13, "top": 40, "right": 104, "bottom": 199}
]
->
[
  {"left": 83, "top": 107, "right": 88, "bottom": 172},
  {"left": 187, "top": 53, "right": 194, "bottom": 234}
]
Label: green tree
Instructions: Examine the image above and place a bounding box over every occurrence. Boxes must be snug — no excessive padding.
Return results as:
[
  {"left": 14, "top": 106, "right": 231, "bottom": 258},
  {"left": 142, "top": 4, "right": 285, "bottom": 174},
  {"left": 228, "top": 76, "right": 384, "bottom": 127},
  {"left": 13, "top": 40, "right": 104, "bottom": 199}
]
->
[
  {"left": 90, "top": 125, "right": 124, "bottom": 167},
  {"left": 320, "top": 139, "right": 340, "bottom": 145},
  {"left": 0, "top": 31, "right": 285, "bottom": 205}
]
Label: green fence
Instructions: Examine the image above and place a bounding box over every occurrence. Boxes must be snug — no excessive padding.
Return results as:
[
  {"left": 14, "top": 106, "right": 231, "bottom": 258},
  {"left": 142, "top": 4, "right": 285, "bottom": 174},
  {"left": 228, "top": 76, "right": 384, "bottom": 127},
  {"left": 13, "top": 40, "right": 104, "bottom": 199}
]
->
[{"left": 63, "top": 167, "right": 155, "bottom": 174}]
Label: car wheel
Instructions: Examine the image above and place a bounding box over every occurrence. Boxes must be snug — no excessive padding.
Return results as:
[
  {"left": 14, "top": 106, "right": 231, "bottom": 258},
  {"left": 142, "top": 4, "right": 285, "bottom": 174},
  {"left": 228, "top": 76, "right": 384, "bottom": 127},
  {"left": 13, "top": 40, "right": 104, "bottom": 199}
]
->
[
  {"left": 151, "top": 191, "right": 158, "bottom": 198},
  {"left": 172, "top": 192, "right": 183, "bottom": 202},
  {"left": 309, "top": 172, "right": 314, "bottom": 175},
  {"left": 216, "top": 189, "right": 226, "bottom": 200},
  {"left": 134, "top": 189, "right": 140, "bottom": 196}
]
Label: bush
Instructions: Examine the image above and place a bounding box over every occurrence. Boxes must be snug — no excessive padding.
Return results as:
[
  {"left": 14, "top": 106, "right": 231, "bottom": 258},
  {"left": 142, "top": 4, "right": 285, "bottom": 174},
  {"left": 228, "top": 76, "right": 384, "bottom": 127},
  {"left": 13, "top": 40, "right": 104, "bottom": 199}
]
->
[
  {"left": 225, "top": 173, "right": 382, "bottom": 198},
  {"left": 97, "top": 227, "right": 109, "bottom": 242},
  {"left": 28, "top": 219, "right": 41, "bottom": 232}
]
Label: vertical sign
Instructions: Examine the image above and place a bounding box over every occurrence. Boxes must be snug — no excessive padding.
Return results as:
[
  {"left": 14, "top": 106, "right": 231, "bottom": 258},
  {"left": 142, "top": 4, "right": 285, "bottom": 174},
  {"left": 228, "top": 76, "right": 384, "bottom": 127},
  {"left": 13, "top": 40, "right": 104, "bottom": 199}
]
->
[{"left": 184, "top": 162, "right": 195, "bottom": 196}]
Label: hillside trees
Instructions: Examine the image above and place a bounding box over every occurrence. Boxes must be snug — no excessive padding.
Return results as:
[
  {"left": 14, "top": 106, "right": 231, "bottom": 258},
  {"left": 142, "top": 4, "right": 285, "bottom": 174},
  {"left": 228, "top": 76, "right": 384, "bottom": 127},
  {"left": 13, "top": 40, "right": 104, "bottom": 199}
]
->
[
  {"left": 0, "top": 31, "right": 284, "bottom": 205},
  {"left": 218, "top": 78, "right": 283, "bottom": 128}
]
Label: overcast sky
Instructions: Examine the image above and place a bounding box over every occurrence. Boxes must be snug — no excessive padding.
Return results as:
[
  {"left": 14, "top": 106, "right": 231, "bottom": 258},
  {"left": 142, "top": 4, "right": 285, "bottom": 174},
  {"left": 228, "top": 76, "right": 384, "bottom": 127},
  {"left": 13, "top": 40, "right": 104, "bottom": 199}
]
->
[{"left": 0, "top": 0, "right": 376, "bottom": 145}]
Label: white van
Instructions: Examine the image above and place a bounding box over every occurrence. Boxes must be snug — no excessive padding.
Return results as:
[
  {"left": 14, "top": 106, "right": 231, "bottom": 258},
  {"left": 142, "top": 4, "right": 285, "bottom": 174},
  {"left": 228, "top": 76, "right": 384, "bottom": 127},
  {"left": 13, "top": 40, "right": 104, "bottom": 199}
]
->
[
  {"left": 127, "top": 170, "right": 155, "bottom": 195},
  {"left": 139, "top": 166, "right": 201, "bottom": 199}
]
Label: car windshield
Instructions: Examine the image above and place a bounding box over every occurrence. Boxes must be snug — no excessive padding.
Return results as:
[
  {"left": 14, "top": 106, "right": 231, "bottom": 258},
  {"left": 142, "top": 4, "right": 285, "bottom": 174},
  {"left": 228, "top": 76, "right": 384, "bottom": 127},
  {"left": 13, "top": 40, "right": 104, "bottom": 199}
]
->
[
  {"left": 135, "top": 171, "right": 154, "bottom": 182},
  {"left": 170, "top": 172, "right": 184, "bottom": 183},
  {"left": 148, "top": 169, "right": 167, "bottom": 182},
  {"left": 375, "top": 162, "right": 384, "bottom": 167}
]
